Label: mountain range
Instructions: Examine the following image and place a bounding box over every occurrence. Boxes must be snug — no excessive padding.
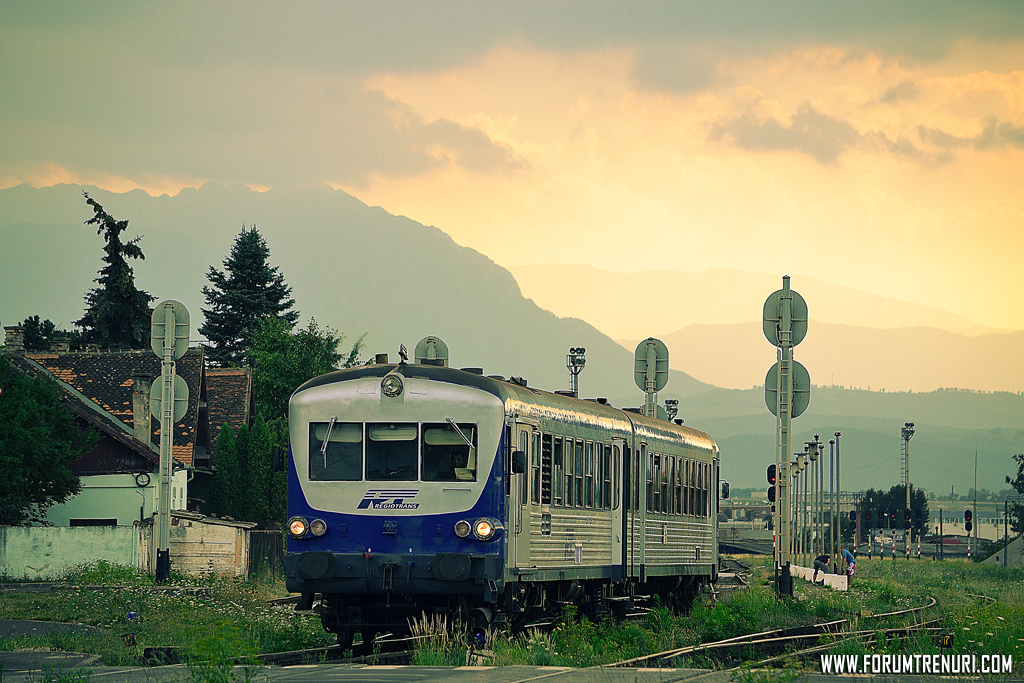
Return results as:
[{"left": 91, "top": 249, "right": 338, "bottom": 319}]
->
[{"left": 1, "top": 183, "right": 1020, "bottom": 496}]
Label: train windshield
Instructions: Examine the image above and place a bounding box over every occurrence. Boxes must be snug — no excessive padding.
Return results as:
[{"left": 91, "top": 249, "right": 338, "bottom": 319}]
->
[
  {"left": 306, "top": 421, "right": 478, "bottom": 482},
  {"left": 422, "top": 423, "right": 476, "bottom": 482},
  {"left": 367, "top": 423, "right": 418, "bottom": 480},
  {"left": 309, "top": 422, "right": 362, "bottom": 481}
]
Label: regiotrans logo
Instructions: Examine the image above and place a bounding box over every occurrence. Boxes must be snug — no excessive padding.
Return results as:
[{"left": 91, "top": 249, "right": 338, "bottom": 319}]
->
[{"left": 357, "top": 489, "right": 420, "bottom": 510}]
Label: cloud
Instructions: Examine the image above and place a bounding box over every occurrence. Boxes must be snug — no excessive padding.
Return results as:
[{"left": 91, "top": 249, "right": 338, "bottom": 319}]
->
[
  {"left": 880, "top": 80, "right": 921, "bottom": 104},
  {"left": 920, "top": 116, "right": 1024, "bottom": 151},
  {"left": 709, "top": 104, "right": 863, "bottom": 164}
]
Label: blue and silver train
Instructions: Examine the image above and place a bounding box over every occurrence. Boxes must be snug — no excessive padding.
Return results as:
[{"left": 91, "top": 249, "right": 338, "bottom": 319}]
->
[{"left": 284, "top": 357, "right": 721, "bottom": 647}]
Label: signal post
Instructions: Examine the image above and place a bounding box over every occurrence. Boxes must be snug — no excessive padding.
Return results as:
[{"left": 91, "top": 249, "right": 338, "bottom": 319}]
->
[{"left": 763, "top": 276, "right": 809, "bottom": 597}]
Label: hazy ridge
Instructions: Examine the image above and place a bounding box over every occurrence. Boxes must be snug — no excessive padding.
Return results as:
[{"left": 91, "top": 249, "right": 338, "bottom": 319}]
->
[{"left": 1, "top": 183, "right": 1020, "bottom": 495}]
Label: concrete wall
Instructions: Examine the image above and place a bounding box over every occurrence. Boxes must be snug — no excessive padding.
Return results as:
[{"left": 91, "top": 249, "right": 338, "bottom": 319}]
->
[
  {"left": 43, "top": 471, "right": 189, "bottom": 527},
  {"left": 2, "top": 514, "right": 254, "bottom": 580},
  {"left": 0, "top": 524, "right": 140, "bottom": 580},
  {"left": 165, "top": 515, "right": 252, "bottom": 578}
]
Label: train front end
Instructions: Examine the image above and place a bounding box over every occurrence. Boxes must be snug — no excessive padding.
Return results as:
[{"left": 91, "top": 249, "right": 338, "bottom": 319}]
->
[{"left": 285, "top": 364, "right": 507, "bottom": 646}]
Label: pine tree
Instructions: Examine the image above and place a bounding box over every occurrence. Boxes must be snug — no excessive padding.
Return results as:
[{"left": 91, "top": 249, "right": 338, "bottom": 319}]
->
[
  {"left": 199, "top": 226, "right": 298, "bottom": 366},
  {"left": 75, "top": 192, "right": 155, "bottom": 349}
]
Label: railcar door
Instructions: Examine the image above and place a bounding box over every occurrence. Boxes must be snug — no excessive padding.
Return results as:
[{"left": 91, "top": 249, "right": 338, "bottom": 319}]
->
[
  {"left": 511, "top": 422, "right": 536, "bottom": 568},
  {"left": 611, "top": 439, "right": 625, "bottom": 576}
]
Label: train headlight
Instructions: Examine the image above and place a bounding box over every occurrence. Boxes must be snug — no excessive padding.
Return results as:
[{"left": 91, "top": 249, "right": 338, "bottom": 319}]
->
[
  {"left": 287, "top": 516, "right": 310, "bottom": 539},
  {"left": 381, "top": 373, "right": 404, "bottom": 398},
  {"left": 454, "top": 520, "right": 472, "bottom": 538},
  {"left": 309, "top": 518, "right": 328, "bottom": 537},
  {"left": 473, "top": 517, "right": 502, "bottom": 541}
]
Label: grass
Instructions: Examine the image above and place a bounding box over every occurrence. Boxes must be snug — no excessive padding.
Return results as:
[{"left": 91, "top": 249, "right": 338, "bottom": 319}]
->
[
  {"left": 3, "top": 556, "right": 1022, "bottom": 676},
  {"left": 0, "top": 561, "right": 334, "bottom": 668}
]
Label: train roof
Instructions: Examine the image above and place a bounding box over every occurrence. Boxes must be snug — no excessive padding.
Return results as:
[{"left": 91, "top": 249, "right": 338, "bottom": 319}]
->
[{"left": 293, "top": 363, "right": 717, "bottom": 451}]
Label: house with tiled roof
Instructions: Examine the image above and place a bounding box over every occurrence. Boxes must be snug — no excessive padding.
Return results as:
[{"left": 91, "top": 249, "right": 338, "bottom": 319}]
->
[
  {"left": 2, "top": 325, "right": 243, "bottom": 525},
  {"left": 206, "top": 367, "right": 255, "bottom": 440}
]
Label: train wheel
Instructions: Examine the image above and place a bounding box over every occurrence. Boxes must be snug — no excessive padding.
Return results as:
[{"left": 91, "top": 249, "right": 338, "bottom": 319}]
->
[
  {"left": 353, "top": 630, "right": 377, "bottom": 657},
  {"left": 468, "top": 607, "right": 491, "bottom": 647},
  {"left": 336, "top": 629, "right": 354, "bottom": 651}
]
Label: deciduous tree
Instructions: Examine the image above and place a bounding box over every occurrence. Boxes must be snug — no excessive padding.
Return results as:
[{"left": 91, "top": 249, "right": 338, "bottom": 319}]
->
[
  {"left": 1006, "top": 453, "right": 1024, "bottom": 535},
  {"left": 0, "top": 357, "right": 98, "bottom": 525},
  {"left": 249, "top": 316, "right": 363, "bottom": 420}
]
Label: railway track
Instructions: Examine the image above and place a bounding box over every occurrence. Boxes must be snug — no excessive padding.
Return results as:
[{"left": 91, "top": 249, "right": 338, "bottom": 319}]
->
[{"left": 605, "top": 595, "right": 938, "bottom": 669}]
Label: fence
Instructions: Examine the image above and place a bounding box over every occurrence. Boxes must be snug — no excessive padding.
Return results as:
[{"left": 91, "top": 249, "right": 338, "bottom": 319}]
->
[{"left": 248, "top": 530, "right": 284, "bottom": 576}]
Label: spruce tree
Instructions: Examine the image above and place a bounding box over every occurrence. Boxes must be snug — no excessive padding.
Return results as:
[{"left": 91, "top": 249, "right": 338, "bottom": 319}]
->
[
  {"left": 200, "top": 226, "right": 299, "bottom": 366},
  {"left": 75, "top": 192, "right": 155, "bottom": 349}
]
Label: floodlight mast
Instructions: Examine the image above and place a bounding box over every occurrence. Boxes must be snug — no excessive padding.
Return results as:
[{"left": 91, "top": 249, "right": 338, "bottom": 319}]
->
[
  {"left": 567, "top": 347, "right": 586, "bottom": 399},
  {"left": 902, "top": 422, "right": 915, "bottom": 555}
]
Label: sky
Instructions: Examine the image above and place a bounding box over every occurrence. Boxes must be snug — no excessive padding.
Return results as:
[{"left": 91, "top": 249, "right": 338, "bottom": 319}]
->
[{"left": 3, "top": 1, "right": 1023, "bottom": 330}]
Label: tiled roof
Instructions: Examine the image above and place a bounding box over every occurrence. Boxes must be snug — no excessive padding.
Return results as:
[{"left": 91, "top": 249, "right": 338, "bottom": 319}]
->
[
  {"left": 26, "top": 348, "right": 205, "bottom": 466},
  {"left": 206, "top": 367, "right": 254, "bottom": 448}
]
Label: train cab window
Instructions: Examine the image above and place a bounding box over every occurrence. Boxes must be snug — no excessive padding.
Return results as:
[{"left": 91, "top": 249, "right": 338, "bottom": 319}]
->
[
  {"left": 366, "top": 423, "right": 418, "bottom": 481},
  {"left": 422, "top": 423, "right": 476, "bottom": 482},
  {"left": 309, "top": 422, "right": 363, "bottom": 481},
  {"left": 553, "top": 437, "right": 564, "bottom": 506}
]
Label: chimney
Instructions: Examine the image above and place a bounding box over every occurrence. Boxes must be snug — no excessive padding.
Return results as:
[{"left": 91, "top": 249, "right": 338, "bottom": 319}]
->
[
  {"left": 4, "top": 326, "right": 25, "bottom": 355},
  {"left": 132, "top": 373, "right": 156, "bottom": 448},
  {"left": 49, "top": 337, "right": 71, "bottom": 353}
]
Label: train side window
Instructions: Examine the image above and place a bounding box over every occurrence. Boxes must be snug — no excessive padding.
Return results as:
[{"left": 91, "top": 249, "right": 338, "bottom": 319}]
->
[
  {"left": 674, "top": 456, "right": 683, "bottom": 515},
  {"left": 574, "top": 441, "right": 584, "bottom": 508},
  {"left": 704, "top": 462, "right": 711, "bottom": 517},
  {"left": 584, "top": 442, "right": 594, "bottom": 508},
  {"left": 309, "top": 422, "right": 362, "bottom": 481},
  {"left": 531, "top": 431, "right": 541, "bottom": 504},
  {"left": 637, "top": 445, "right": 645, "bottom": 512},
  {"left": 690, "top": 459, "right": 698, "bottom": 515},
  {"left": 661, "top": 455, "right": 669, "bottom": 513},
  {"left": 519, "top": 431, "right": 530, "bottom": 502},
  {"left": 702, "top": 462, "right": 709, "bottom": 517},
  {"left": 366, "top": 423, "right": 418, "bottom": 481},
  {"left": 422, "top": 423, "right": 476, "bottom": 482},
  {"left": 683, "top": 459, "right": 691, "bottom": 515},
  {"left": 553, "top": 437, "right": 564, "bottom": 506},
  {"left": 541, "top": 433, "right": 553, "bottom": 505},
  {"left": 611, "top": 443, "right": 621, "bottom": 510},
  {"left": 564, "top": 438, "right": 574, "bottom": 506},
  {"left": 647, "top": 453, "right": 656, "bottom": 512}
]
